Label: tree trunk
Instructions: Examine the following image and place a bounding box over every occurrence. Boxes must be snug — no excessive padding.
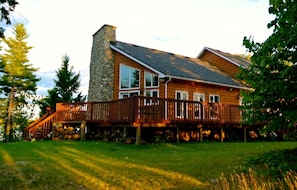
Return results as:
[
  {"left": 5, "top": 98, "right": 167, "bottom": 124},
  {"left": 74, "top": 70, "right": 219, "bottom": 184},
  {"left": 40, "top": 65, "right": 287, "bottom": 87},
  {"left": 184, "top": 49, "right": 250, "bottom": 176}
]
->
[{"left": 6, "top": 89, "right": 14, "bottom": 143}]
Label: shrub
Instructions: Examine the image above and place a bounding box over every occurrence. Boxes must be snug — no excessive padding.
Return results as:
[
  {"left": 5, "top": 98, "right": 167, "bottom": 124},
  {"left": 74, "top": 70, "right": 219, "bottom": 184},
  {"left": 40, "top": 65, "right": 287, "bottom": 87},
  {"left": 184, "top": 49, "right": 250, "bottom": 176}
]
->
[{"left": 241, "top": 148, "right": 297, "bottom": 179}]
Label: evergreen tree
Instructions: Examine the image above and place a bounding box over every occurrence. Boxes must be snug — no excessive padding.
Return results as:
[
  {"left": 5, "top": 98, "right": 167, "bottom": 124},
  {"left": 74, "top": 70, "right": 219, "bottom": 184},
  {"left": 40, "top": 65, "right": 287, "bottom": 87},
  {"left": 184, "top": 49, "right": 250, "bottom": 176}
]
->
[
  {"left": 0, "top": 23, "right": 40, "bottom": 142},
  {"left": 238, "top": 0, "right": 297, "bottom": 131},
  {"left": 39, "top": 55, "right": 85, "bottom": 115},
  {"left": 55, "top": 55, "right": 80, "bottom": 103}
]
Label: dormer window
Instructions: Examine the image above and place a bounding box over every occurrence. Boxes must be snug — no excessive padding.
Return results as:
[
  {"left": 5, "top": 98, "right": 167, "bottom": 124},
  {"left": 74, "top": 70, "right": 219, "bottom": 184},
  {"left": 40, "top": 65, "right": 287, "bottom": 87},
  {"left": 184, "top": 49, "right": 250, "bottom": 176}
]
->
[
  {"left": 120, "top": 64, "right": 140, "bottom": 89},
  {"left": 145, "top": 71, "right": 158, "bottom": 87}
]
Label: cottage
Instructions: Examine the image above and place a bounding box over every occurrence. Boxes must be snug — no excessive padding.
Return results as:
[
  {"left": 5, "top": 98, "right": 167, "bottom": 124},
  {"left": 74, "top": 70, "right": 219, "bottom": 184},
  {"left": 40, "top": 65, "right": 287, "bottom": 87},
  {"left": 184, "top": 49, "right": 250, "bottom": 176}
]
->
[
  {"left": 24, "top": 24, "right": 255, "bottom": 144},
  {"left": 88, "top": 25, "right": 250, "bottom": 103}
]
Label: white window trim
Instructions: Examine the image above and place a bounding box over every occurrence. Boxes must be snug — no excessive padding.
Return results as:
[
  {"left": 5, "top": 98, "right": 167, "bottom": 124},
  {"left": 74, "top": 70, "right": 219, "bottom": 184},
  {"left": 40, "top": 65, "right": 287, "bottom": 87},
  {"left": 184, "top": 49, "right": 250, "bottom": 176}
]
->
[
  {"left": 193, "top": 93, "right": 205, "bottom": 119},
  {"left": 119, "top": 64, "right": 140, "bottom": 90},
  {"left": 119, "top": 90, "right": 140, "bottom": 99},
  {"left": 209, "top": 94, "right": 220, "bottom": 103},
  {"left": 144, "top": 89, "right": 159, "bottom": 105},
  {"left": 144, "top": 71, "right": 159, "bottom": 88},
  {"left": 193, "top": 93, "right": 205, "bottom": 102},
  {"left": 209, "top": 94, "right": 220, "bottom": 119},
  {"left": 175, "top": 90, "right": 188, "bottom": 118}
]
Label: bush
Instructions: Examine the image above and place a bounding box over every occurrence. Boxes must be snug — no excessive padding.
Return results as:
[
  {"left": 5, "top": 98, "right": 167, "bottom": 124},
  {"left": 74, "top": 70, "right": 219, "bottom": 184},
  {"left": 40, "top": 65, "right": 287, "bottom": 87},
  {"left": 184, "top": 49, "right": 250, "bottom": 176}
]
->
[{"left": 241, "top": 148, "right": 297, "bottom": 179}]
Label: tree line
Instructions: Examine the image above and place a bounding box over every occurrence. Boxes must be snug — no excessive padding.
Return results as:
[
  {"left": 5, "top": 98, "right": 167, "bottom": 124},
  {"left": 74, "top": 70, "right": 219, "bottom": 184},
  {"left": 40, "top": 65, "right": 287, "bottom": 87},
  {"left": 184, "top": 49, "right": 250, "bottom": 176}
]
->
[{"left": 0, "top": 1, "right": 85, "bottom": 142}]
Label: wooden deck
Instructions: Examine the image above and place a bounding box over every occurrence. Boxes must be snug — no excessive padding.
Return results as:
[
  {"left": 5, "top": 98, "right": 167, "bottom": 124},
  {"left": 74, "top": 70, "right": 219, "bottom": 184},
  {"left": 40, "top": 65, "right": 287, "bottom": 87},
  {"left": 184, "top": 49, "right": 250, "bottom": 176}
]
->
[
  {"left": 55, "top": 96, "right": 241, "bottom": 126},
  {"left": 24, "top": 96, "right": 244, "bottom": 141}
]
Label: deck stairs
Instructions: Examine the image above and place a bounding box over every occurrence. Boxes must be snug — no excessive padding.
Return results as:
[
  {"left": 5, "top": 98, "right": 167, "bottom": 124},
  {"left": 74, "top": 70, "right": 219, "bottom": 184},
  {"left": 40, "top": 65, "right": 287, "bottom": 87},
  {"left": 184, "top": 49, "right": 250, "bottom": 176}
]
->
[{"left": 24, "top": 111, "right": 57, "bottom": 140}]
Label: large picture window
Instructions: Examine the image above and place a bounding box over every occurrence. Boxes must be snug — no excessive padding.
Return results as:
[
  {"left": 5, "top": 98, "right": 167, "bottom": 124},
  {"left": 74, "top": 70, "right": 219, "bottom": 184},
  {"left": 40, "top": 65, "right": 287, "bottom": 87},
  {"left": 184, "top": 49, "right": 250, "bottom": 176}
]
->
[{"left": 120, "top": 64, "right": 140, "bottom": 89}]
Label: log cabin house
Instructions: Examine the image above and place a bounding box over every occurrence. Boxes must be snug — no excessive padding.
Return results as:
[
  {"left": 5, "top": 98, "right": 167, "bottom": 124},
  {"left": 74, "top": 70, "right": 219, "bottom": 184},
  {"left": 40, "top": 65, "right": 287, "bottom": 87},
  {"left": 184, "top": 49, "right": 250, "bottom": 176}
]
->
[{"left": 24, "top": 24, "right": 256, "bottom": 144}]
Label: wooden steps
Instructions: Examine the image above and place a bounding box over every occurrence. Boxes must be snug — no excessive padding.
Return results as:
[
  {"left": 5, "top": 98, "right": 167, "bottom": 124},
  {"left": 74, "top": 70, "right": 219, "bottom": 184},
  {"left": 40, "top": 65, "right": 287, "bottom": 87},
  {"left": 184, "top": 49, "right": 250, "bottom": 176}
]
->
[{"left": 24, "top": 112, "right": 57, "bottom": 140}]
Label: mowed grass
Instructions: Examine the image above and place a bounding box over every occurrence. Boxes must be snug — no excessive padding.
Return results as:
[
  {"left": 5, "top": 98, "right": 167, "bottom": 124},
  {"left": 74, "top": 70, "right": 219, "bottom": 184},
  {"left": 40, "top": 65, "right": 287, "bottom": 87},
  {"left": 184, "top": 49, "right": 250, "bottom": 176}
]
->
[{"left": 0, "top": 141, "right": 297, "bottom": 189}]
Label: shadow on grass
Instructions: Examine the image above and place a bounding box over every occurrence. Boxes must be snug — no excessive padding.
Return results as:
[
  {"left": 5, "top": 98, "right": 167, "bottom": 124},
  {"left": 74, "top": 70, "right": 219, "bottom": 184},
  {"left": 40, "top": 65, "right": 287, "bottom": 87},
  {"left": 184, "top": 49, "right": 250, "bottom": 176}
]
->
[
  {"left": 32, "top": 145, "right": 209, "bottom": 189},
  {"left": 0, "top": 149, "right": 28, "bottom": 189}
]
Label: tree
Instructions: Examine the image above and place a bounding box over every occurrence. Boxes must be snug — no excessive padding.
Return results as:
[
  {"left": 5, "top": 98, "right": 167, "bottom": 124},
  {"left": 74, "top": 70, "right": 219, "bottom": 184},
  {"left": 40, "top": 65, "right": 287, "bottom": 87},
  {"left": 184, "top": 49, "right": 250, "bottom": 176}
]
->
[
  {"left": 0, "top": 23, "right": 40, "bottom": 142},
  {"left": 39, "top": 55, "right": 85, "bottom": 115},
  {"left": 238, "top": 0, "right": 297, "bottom": 132},
  {"left": 0, "top": 0, "right": 19, "bottom": 37}
]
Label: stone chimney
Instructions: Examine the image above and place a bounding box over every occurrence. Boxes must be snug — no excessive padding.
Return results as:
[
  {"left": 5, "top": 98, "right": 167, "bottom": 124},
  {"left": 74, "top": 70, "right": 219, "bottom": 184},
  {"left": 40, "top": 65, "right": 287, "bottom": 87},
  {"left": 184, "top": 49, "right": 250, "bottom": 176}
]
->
[{"left": 88, "top": 24, "right": 116, "bottom": 102}]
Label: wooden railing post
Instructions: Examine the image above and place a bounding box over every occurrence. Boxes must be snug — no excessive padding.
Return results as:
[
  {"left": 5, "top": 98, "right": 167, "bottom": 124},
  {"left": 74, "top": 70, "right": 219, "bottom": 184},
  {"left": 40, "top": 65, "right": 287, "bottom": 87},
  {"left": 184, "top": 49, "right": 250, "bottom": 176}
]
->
[
  {"left": 90, "top": 102, "right": 93, "bottom": 121},
  {"left": 183, "top": 102, "right": 187, "bottom": 121},
  {"left": 134, "top": 96, "right": 141, "bottom": 122},
  {"left": 164, "top": 99, "right": 168, "bottom": 121},
  {"left": 229, "top": 105, "right": 232, "bottom": 123}
]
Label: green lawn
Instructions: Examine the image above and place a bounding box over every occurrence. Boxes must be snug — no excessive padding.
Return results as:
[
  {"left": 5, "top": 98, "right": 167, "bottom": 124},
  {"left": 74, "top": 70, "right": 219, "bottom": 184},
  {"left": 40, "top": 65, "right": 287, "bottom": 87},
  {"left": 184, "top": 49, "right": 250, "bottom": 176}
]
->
[{"left": 0, "top": 141, "right": 296, "bottom": 189}]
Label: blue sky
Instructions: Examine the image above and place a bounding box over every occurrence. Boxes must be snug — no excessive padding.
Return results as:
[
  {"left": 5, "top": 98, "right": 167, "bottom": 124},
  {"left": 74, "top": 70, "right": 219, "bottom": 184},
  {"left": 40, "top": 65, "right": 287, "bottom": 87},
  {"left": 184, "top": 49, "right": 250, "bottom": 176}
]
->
[{"left": 6, "top": 0, "right": 274, "bottom": 97}]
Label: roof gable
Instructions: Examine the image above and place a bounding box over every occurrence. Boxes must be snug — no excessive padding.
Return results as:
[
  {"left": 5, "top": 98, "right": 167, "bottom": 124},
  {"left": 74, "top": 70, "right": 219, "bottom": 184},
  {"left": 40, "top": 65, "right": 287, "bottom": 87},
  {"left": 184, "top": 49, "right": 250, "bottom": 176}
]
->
[
  {"left": 111, "top": 41, "right": 247, "bottom": 89},
  {"left": 197, "top": 47, "right": 251, "bottom": 68}
]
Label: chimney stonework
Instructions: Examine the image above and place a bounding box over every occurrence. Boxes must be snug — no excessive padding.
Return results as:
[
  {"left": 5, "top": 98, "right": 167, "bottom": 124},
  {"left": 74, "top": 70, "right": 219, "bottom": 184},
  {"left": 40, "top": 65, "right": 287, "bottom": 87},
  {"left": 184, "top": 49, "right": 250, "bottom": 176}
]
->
[{"left": 88, "top": 25, "right": 116, "bottom": 102}]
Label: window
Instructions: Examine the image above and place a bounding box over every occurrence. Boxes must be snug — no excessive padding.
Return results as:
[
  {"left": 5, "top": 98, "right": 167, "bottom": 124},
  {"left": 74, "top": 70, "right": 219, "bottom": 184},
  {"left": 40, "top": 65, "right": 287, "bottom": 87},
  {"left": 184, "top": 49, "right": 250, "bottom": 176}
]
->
[
  {"left": 145, "top": 90, "right": 159, "bottom": 104},
  {"left": 145, "top": 90, "right": 158, "bottom": 98},
  {"left": 209, "top": 94, "right": 220, "bottom": 119},
  {"left": 193, "top": 93, "right": 205, "bottom": 119},
  {"left": 119, "top": 91, "right": 139, "bottom": 99},
  {"left": 175, "top": 91, "right": 188, "bottom": 118},
  {"left": 120, "top": 64, "right": 140, "bottom": 89},
  {"left": 145, "top": 72, "right": 158, "bottom": 87},
  {"left": 209, "top": 94, "right": 220, "bottom": 103},
  {"left": 194, "top": 93, "right": 205, "bottom": 102}
]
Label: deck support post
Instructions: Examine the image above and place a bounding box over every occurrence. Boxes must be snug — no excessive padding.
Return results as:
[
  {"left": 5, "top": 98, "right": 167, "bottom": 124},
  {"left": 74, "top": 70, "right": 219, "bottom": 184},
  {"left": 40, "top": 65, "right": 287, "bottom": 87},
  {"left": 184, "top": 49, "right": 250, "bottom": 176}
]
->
[
  {"left": 80, "top": 121, "right": 86, "bottom": 141},
  {"left": 176, "top": 126, "right": 180, "bottom": 143},
  {"left": 123, "top": 126, "right": 127, "bottom": 144},
  {"left": 135, "top": 126, "right": 141, "bottom": 145},
  {"left": 199, "top": 126, "right": 203, "bottom": 142},
  {"left": 243, "top": 126, "right": 247, "bottom": 142},
  {"left": 221, "top": 126, "right": 224, "bottom": 143}
]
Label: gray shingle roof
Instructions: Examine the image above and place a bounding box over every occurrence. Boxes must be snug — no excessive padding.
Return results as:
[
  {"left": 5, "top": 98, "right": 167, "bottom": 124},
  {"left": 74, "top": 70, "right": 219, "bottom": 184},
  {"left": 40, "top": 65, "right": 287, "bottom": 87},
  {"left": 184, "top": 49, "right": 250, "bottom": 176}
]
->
[{"left": 110, "top": 41, "right": 246, "bottom": 89}]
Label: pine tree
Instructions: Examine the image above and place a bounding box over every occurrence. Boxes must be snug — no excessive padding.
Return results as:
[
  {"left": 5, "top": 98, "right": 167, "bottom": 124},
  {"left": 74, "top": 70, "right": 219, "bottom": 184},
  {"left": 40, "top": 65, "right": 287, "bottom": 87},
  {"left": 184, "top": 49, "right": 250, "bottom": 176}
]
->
[
  {"left": 55, "top": 55, "right": 81, "bottom": 103},
  {"left": 238, "top": 0, "right": 297, "bottom": 131},
  {"left": 0, "top": 23, "right": 40, "bottom": 142},
  {"left": 39, "top": 55, "right": 85, "bottom": 114}
]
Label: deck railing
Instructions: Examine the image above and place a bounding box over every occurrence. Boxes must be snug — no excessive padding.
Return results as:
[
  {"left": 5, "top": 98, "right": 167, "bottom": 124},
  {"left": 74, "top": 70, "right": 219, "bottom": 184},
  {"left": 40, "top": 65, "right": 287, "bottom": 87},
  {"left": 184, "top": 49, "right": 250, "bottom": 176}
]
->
[{"left": 56, "top": 96, "right": 242, "bottom": 125}]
